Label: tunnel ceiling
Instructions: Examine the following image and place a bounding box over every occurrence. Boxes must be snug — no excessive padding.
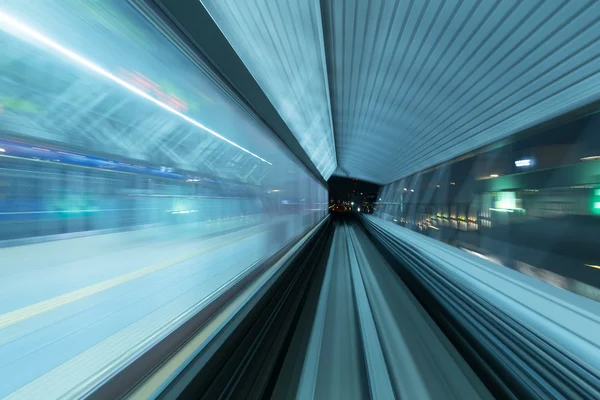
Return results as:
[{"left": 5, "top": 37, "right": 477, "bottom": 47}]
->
[
  {"left": 201, "top": 0, "right": 600, "bottom": 185},
  {"left": 200, "top": 0, "right": 337, "bottom": 181}
]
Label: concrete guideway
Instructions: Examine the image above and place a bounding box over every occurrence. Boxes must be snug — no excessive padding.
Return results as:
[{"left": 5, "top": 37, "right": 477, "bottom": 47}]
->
[{"left": 289, "top": 220, "right": 492, "bottom": 399}]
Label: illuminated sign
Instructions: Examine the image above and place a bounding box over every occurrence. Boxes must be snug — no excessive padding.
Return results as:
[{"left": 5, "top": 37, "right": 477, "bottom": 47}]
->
[{"left": 515, "top": 159, "right": 531, "bottom": 167}]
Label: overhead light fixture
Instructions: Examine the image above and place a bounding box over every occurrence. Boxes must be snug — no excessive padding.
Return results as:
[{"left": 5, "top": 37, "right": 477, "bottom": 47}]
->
[
  {"left": 515, "top": 159, "right": 531, "bottom": 167},
  {"left": 404, "top": 188, "right": 407, "bottom": 191},
  {"left": 0, "top": 11, "right": 271, "bottom": 165},
  {"left": 410, "top": 189, "right": 414, "bottom": 192},
  {"left": 490, "top": 174, "right": 499, "bottom": 178},
  {"left": 0, "top": 148, "right": 5, "bottom": 153},
  {"left": 450, "top": 182, "right": 455, "bottom": 185},
  {"left": 581, "top": 156, "right": 600, "bottom": 161}
]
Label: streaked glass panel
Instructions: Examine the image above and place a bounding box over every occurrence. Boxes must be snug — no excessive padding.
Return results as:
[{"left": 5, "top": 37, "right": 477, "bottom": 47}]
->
[
  {"left": 0, "top": 0, "right": 308, "bottom": 184},
  {"left": 0, "top": 1, "right": 327, "bottom": 397}
]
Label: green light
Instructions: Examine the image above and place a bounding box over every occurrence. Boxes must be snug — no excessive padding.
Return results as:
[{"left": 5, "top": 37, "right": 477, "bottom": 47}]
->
[{"left": 591, "top": 186, "right": 600, "bottom": 215}]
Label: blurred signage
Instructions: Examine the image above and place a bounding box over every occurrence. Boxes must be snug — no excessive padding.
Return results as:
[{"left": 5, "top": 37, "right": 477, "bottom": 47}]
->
[{"left": 118, "top": 68, "right": 189, "bottom": 112}]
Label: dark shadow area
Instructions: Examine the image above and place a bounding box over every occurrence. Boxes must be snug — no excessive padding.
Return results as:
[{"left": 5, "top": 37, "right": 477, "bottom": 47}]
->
[{"left": 328, "top": 176, "right": 380, "bottom": 214}]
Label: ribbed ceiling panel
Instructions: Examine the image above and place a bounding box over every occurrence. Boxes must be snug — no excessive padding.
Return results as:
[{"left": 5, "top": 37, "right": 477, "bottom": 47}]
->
[
  {"left": 201, "top": 0, "right": 337, "bottom": 180},
  {"left": 322, "top": 0, "right": 600, "bottom": 184}
]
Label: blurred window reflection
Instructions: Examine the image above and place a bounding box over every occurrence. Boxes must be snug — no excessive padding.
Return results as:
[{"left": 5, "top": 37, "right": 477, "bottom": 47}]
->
[{"left": 375, "top": 112, "right": 600, "bottom": 299}]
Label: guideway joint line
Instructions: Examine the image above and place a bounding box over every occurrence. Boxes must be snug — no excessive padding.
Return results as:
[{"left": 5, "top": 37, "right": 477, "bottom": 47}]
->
[
  {"left": 296, "top": 227, "right": 339, "bottom": 399},
  {"left": 345, "top": 222, "right": 395, "bottom": 400}
]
